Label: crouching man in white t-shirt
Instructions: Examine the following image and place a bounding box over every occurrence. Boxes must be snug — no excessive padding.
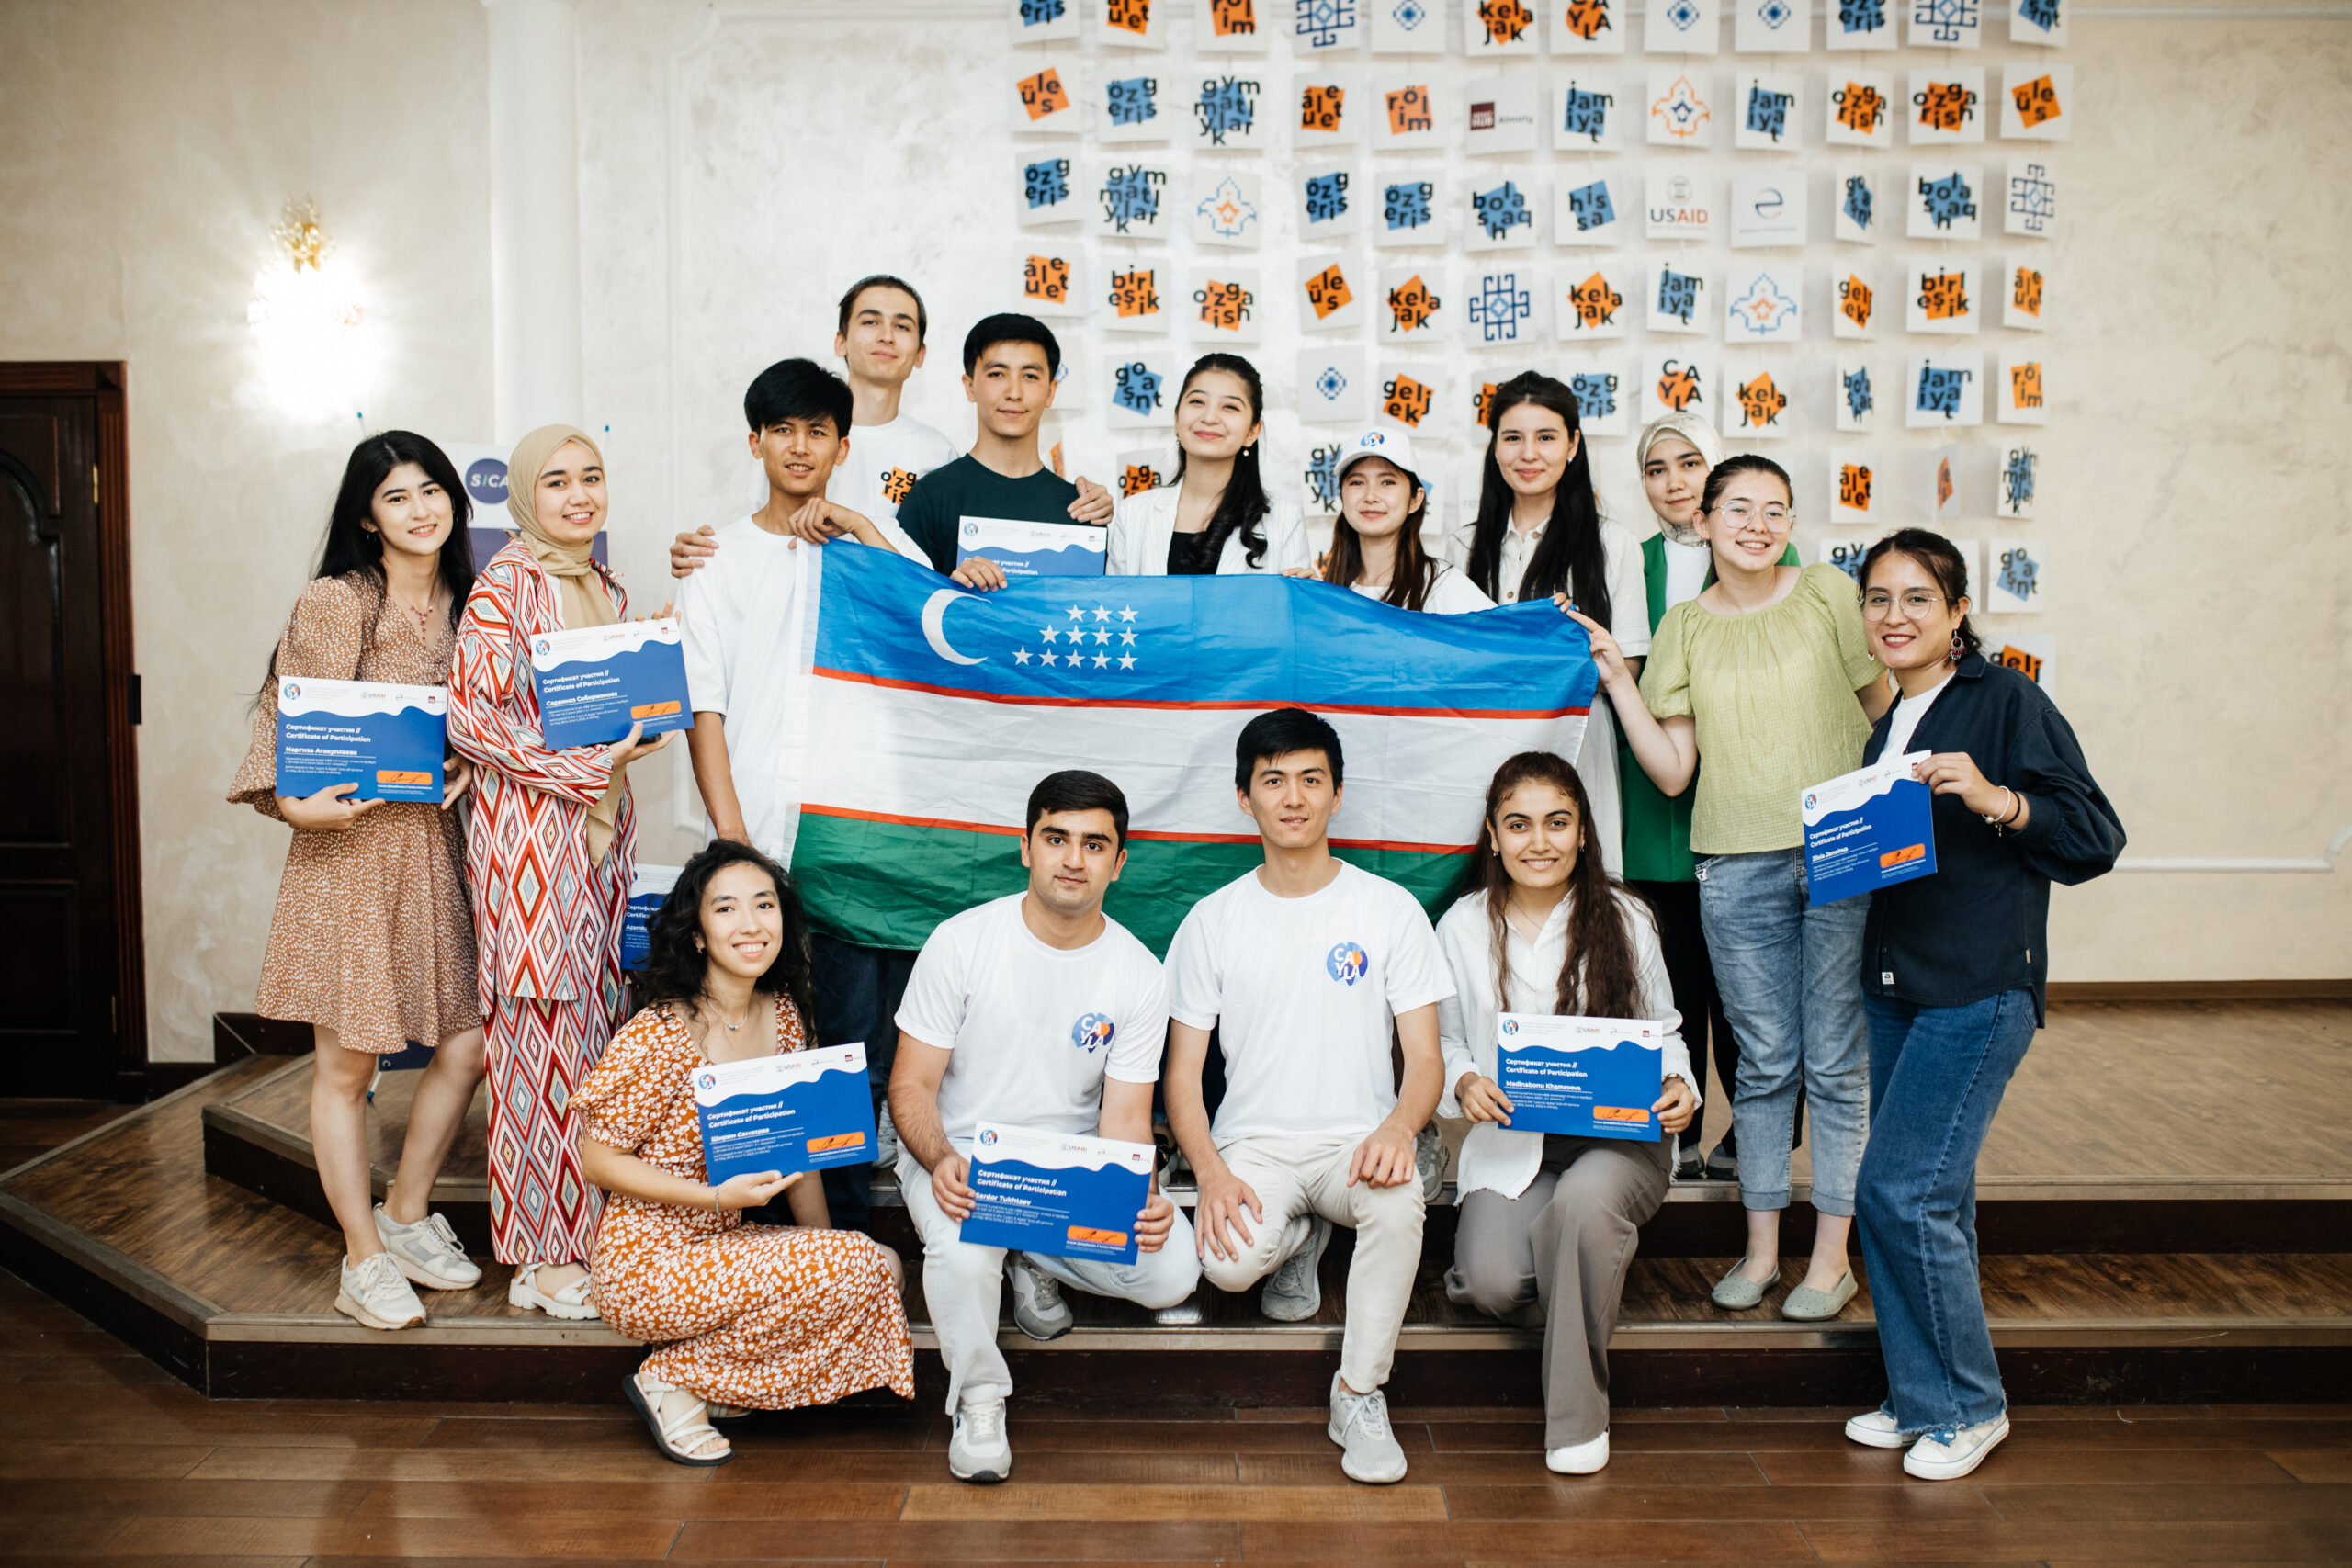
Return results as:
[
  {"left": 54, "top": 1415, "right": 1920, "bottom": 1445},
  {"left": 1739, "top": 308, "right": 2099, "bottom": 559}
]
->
[
  {"left": 1164, "top": 709, "right": 1454, "bottom": 1485},
  {"left": 888, "top": 771, "right": 1200, "bottom": 1485}
]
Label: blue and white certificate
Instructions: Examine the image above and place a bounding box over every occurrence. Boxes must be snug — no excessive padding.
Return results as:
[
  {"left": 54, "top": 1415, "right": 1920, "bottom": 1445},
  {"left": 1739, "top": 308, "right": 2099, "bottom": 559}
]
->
[
  {"left": 693, "top": 1043, "right": 876, "bottom": 1184},
  {"left": 274, "top": 677, "right": 447, "bottom": 803},
  {"left": 619, "top": 863, "right": 680, "bottom": 972},
  {"left": 1493, "top": 1014, "right": 1666, "bottom": 1143},
  {"left": 528, "top": 619, "right": 693, "bottom": 750},
  {"left": 956, "top": 516, "right": 1108, "bottom": 578},
  {"left": 960, "top": 1124, "right": 1154, "bottom": 1266},
  {"left": 1801, "top": 752, "right": 1937, "bottom": 908}
]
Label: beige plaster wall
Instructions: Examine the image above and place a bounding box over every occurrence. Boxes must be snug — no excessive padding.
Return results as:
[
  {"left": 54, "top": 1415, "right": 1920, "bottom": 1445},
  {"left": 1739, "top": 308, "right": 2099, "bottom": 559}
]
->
[{"left": 3, "top": 1, "right": 2345, "bottom": 1061}]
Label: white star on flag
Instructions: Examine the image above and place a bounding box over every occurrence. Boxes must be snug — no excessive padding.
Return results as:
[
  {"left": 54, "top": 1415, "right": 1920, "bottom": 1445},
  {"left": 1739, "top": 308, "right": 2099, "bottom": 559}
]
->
[
  {"left": 1013, "top": 649, "right": 1031, "bottom": 665},
  {"left": 1067, "top": 604, "right": 1085, "bottom": 620},
  {"left": 1092, "top": 652, "right": 1110, "bottom": 668},
  {"left": 1092, "top": 605, "right": 1111, "bottom": 621},
  {"left": 1042, "top": 651, "right": 1059, "bottom": 666},
  {"left": 1118, "top": 605, "right": 1137, "bottom": 622},
  {"left": 1118, "top": 652, "right": 1136, "bottom": 670}
]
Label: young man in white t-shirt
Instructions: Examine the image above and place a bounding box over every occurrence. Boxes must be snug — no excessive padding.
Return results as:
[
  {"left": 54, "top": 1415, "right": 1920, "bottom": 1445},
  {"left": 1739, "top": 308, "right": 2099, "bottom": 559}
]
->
[
  {"left": 1164, "top": 709, "right": 1453, "bottom": 1486},
  {"left": 889, "top": 772, "right": 1199, "bottom": 1485}
]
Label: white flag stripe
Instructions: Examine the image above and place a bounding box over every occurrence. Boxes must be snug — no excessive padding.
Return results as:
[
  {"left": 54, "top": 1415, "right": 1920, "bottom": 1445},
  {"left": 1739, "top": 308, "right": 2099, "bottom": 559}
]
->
[{"left": 802, "top": 677, "right": 1588, "bottom": 850}]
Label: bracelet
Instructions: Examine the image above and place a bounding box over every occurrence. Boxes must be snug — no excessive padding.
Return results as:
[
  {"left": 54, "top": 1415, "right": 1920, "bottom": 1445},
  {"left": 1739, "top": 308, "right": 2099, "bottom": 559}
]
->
[
  {"left": 1981, "top": 787, "right": 2016, "bottom": 829},
  {"left": 2000, "top": 789, "right": 2025, "bottom": 826}
]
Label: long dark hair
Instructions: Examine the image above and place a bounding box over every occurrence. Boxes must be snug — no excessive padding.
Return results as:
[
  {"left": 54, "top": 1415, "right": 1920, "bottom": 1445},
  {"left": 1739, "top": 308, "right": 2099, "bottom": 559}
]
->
[
  {"left": 1322, "top": 461, "right": 1440, "bottom": 610},
  {"left": 634, "top": 840, "right": 818, "bottom": 1030},
  {"left": 1476, "top": 751, "right": 1646, "bottom": 1021},
  {"left": 1467, "top": 372, "right": 1608, "bottom": 622},
  {"left": 1861, "top": 528, "right": 1984, "bottom": 660},
  {"left": 267, "top": 431, "right": 475, "bottom": 683},
  {"left": 1173, "top": 353, "right": 1271, "bottom": 569}
]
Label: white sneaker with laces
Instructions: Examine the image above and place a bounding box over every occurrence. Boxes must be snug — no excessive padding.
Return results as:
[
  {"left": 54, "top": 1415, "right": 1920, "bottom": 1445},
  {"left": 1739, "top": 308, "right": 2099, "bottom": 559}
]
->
[
  {"left": 1327, "top": 1371, "right": 1408, "bottom": 1483},
  {"left": 374, "top": 1204, "right": 481, "bottom": 1291},
  {"left": 1845, "top": 1407, "right": 1909, "bottom": 1449},
  {"left": 1261, "top": 1215, "right": 1331, "bottom": 1322},
  {"left": 948, "top": 1395, "right": 1012, "bottom": 1483},
  {"left": 335, "top": 1251, "right": 425, "bottom": 1331},
  {"left": 1007, "top": 1253, "right": 1073, "bottom": 1341},
  {"left": 1413, "top": 1122, "right": 1445, "bottom": 1203},
  {"left": 1545, "top": 1430, "right": 1610, "bottom": 1474},
  {"left": 1904, "top": 1415, "right": 2009, "bottom": 1480}
]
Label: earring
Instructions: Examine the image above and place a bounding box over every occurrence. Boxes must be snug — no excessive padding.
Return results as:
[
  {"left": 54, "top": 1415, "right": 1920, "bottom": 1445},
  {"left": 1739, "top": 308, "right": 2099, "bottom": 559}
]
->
[{"left": 1949, "top": 631, "right": 1965, "bottom": 662}]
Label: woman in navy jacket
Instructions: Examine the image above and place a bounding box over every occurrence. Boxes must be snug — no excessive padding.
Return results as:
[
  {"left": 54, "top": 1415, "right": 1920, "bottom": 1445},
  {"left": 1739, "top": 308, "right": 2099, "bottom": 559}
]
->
[{"left": 1841, "top": 530, "right": 2124, "bottom": 1483}]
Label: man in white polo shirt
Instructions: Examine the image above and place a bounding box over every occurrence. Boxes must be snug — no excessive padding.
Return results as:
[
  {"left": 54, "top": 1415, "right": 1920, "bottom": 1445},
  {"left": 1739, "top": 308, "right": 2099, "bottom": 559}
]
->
[
  {"left": 1164, "top": 708, "right": 1453, "bottom": 1486},
  {"left": 888, "top": 771, "right": 1199, "bottom": 1485}
]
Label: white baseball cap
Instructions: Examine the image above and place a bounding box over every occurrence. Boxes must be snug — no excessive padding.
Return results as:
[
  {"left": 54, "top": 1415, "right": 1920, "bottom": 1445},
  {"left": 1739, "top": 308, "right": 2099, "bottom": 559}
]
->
[{"left": 1334, "top": 427, "right": 1423, "bottom": 490}]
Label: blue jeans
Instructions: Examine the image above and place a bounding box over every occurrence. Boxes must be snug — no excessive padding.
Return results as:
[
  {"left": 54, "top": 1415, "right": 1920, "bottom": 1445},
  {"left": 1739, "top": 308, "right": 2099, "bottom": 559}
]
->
[
  {"left": 1856, "top": 987, "right": 2038, "bottom": 1437},
  {"left": 1695, "top": 848, "right": 1869, "bottom": 1215}
]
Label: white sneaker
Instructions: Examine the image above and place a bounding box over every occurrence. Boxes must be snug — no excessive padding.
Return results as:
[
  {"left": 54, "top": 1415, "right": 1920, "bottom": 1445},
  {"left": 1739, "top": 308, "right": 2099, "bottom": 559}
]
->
[
  {"left": 1327, "top": 1371, "right": 1408, "bottom": 1483},
  {"left": 1845, "top": 1407, "right": 1910, "bottom": 1450},
  {"left": 874, "top": 1102, "right": 901, "bottom": 1169},
  {"left": 948, "top": 1396, "right": 1012, "bottom": 1483},
  {"left": 374, "top": 1204, "right": 481, "bottom": 1291},
  {"left": 1261, "top": 1216, "right": 1332, "bottom": 1322},
  {"left": 1904, "top": 1415, "right": 2009, "bottom": 1480},
  {"left": 1545, "top": 1430, "right": 1610, "bottom": 1474},
  {"left": 334, "top": 1251, "right": 425, "bottom": 1330},
  {"left": 1414, "top": 1122, "right": 1445, "bottom": 1202},
  {"left": 1007, "top": 1253, "right": 1073, "bottom": 1341},
  {"left": 509, "top": 1261, "right": 600, "bottom": 1321}
]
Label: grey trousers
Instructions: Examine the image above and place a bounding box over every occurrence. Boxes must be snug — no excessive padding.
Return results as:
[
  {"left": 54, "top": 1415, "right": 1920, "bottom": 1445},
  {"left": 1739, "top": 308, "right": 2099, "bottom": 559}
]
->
[{"left": 1444, "top": 1134, "right": 1672, "bottom": 1449}]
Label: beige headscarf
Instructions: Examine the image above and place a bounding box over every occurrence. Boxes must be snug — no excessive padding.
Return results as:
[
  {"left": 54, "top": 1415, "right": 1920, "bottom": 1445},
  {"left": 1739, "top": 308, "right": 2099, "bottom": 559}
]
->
[
  {"left": 506, "top": 423, "right": 628, "bottom": 864},
  {"left": 1634, "top": 412, "right": 1726, "bottom": 547}
]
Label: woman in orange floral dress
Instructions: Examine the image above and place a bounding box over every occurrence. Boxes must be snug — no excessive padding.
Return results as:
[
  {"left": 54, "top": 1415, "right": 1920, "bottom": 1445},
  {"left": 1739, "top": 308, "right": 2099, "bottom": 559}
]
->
[{"left": 576, "top": 840, "right": 913, "bottom": 1466}]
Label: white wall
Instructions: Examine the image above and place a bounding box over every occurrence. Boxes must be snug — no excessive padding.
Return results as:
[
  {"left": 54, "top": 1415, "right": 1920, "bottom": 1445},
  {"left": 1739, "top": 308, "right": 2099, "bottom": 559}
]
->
[{"left": 3, "top": 0, "right": 2346, "bottom": 1061}]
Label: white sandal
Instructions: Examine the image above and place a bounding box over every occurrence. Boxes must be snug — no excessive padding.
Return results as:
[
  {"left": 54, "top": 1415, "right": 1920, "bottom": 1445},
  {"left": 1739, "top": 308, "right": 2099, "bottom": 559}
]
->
[
  {"left": 622, "top": 1371, "right": 732, "bottom": 1467},
  {"left": 508, "top": 1262, "right": 599, "bottom": 1320}
]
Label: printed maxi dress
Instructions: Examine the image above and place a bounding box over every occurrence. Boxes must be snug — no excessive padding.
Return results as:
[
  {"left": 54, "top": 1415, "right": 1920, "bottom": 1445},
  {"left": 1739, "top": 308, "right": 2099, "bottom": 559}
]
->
[
  {"left": 575, "top": 1001, "right": 916, "bottom": 1408},
  {"left": 447, "top": 540, "right": 636, "bottom": 1266}
]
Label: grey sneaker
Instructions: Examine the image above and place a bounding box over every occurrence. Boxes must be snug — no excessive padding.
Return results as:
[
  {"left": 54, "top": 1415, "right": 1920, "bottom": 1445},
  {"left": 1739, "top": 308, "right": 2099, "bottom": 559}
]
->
[
  {"left": 374, "top": 1203, "right": 481, "bottom": 1291},
  {"left": 1261, "top": 1215, "right": 1332, "bottom": 1322},
  {"left": 1414, "top": 1122, "right": 1445, "bottom": 1202},
  {"left": 948, "top": 1395, "right": 1012, "bottom": 1483},
  {"left": 1904, "top": 1415, "right": 2009, "bottom": 1480},
  {"left": 874, "top": 1102, "right": 901, "bottom": 1169},
  {"left": 334, "top": 1250, "right": 425, "bottom": 1331},
  {"left": 1007, "top": 1253, "right": 1073, "bottom": 1341},
  {"left": 1327, "top": 1371, "right": 1408, "bottom": 1483}
]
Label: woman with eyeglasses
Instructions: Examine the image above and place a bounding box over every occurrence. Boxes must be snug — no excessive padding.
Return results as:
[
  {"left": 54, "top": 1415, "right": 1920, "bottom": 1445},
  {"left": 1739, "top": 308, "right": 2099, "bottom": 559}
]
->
[
  {"left": 1840, "top": 530, "right": 2122, "bottom": 1480},
  {"left": 1566, "top": 455, "right": 1891, "bottom": 1322}
]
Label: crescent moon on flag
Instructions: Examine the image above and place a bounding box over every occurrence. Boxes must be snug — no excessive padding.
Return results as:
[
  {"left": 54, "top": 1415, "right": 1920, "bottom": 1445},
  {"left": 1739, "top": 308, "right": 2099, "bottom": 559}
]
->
[{"left": 921, "top": 589, "right": 988, "bottom": 666}]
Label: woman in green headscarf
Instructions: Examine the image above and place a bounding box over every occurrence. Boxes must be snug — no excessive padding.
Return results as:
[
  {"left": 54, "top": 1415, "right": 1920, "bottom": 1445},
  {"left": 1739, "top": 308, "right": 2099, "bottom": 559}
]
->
[{"left": 449, "top": 425, "right": 673, "bottom": 1319}]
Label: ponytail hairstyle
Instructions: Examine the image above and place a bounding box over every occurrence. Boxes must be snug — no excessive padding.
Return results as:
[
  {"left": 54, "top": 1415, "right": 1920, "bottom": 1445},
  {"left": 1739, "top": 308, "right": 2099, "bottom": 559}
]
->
[
  {"left": 1860, "top": 528, "right": 1984, "bottom": 660},
  {"left": 1321, "top": 462, "right": 1441, "bottom": 611},
  {"left": 1173, "top": 353, "right": 1272, "bottom": 569},
  {"left": 1468, "top": 371, "right": 1609, "bottom": 622},
  {"left": 266, "top": 430, "right": 476, "bottom": 684},
  {"left": 1475, "top": 750, "right": 1647, "bottom": 1021}
]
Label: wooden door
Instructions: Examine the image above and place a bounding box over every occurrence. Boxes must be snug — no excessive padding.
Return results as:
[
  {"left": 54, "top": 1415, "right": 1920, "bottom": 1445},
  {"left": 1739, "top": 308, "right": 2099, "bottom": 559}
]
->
[{"left": 0, "top": 364, "right": 144, "bottom": 1098}]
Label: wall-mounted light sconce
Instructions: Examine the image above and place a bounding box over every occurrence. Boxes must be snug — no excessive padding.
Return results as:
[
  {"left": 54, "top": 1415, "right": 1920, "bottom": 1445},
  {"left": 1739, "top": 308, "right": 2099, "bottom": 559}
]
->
[{"left": 247, "top": 197, "right": 369, "bottom": 417}]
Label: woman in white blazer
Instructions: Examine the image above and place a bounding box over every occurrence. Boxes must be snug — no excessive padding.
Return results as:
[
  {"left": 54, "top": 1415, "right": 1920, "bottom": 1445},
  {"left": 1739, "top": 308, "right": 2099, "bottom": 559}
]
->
[
  {"left": 1105, "top": 354, "right": 1312, "bottom": 578},
  {"left": 1436, "top": 750, "right": 1699, "bottom": 1478}
]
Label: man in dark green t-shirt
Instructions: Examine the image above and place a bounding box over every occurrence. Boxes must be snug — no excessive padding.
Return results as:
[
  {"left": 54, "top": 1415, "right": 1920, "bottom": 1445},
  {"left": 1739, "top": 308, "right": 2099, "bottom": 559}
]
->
[{"left": 897, "top": 312, "right": 1112, "bottom": 585}]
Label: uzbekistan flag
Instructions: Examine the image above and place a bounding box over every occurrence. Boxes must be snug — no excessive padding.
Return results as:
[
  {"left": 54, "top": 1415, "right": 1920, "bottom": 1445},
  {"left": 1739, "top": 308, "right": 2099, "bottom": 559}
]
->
[{"left": 780, "top": 546, "right": 1599, "bottom": 954}]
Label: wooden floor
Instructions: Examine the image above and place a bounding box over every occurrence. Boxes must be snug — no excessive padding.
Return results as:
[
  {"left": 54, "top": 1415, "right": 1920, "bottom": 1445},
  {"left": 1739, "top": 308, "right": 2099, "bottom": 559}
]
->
[{"left": 3, "top": 1268, "right": 2350, "bottom": 1564}]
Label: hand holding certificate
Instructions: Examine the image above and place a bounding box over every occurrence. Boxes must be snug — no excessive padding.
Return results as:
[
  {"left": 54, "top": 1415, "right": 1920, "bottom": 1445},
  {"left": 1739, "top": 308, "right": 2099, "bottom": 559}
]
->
[
  {"left": 1493, "top": 1014, "right": 1667, "bottom": 1143},
  {"left": 692, "top": 1044, "right": 876, "bottom": 1185},
  {"left": 528, "top": 618, "right": 693, "bottom": 750},
  {"left": 276, "top": 677, "right": 448, "bottom": 803},
  {"left": 959, "top": 1124, "right": 1155, "bottom": 1266},
  {"left": 1802, "top": 751, "right": 1937, "bottom": 907},
  {"left": 956, "top": 516, "right": 1108, "bottom": 579}
]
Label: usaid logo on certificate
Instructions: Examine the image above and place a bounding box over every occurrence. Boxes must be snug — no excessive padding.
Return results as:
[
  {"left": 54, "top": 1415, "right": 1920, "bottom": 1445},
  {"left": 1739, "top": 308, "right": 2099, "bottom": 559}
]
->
[
  {"left": 1070, "top": 1012, "right": 1116, "bottom": 1055},
  {"left": 1327, "top": 941, "right": 1370, "bottom": 986}
]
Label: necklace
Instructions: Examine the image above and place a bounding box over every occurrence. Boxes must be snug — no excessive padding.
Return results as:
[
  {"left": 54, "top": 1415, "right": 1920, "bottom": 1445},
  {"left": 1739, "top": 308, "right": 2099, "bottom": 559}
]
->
[
  {"left": 702, "top": 993, "right": 754, "bottom": 1033},
  {"left": 388, "top": 581, "right": 439, "bottom": 630}
]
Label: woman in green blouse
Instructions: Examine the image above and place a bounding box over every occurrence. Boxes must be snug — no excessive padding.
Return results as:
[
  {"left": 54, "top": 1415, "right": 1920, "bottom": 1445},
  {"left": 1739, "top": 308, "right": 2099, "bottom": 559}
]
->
[{"left": 1568, "top": 455, "right": 1892, "bottom": 1322}]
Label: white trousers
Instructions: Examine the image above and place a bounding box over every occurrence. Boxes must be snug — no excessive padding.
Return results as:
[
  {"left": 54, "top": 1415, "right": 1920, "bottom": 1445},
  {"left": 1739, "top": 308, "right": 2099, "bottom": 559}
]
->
[
  {"left": 1194, "top": 1131, "right": 1426, "bottom": 1393},
  {"left": 898, "top": 1148, "right": 1202, "bottom": 1414}
]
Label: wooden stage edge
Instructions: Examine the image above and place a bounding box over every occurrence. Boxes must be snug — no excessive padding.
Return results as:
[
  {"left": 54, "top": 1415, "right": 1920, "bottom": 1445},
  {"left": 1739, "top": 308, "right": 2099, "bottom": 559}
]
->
[{"left": 6, "top": 1001, "right": 2351, "bottom": 1408}]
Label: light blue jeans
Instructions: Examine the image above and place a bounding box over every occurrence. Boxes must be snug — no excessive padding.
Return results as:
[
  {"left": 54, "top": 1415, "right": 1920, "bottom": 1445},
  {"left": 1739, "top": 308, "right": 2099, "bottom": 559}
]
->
[
  {"left": 1857, "top": 987, "right": 2039, "bottom": 1437},
  {"left": 1695, "top": 848, "right": 1870, "bottom": 1216}
]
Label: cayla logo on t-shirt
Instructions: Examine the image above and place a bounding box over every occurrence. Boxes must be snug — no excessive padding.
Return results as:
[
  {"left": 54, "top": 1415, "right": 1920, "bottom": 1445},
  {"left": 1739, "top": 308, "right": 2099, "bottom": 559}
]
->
[
  {"left": 1070, "top": 1012, "right": 1117, "bottom": 1055},
  {"left": 1326, "top": 941, "right": 1370, "bottom": 986}
]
